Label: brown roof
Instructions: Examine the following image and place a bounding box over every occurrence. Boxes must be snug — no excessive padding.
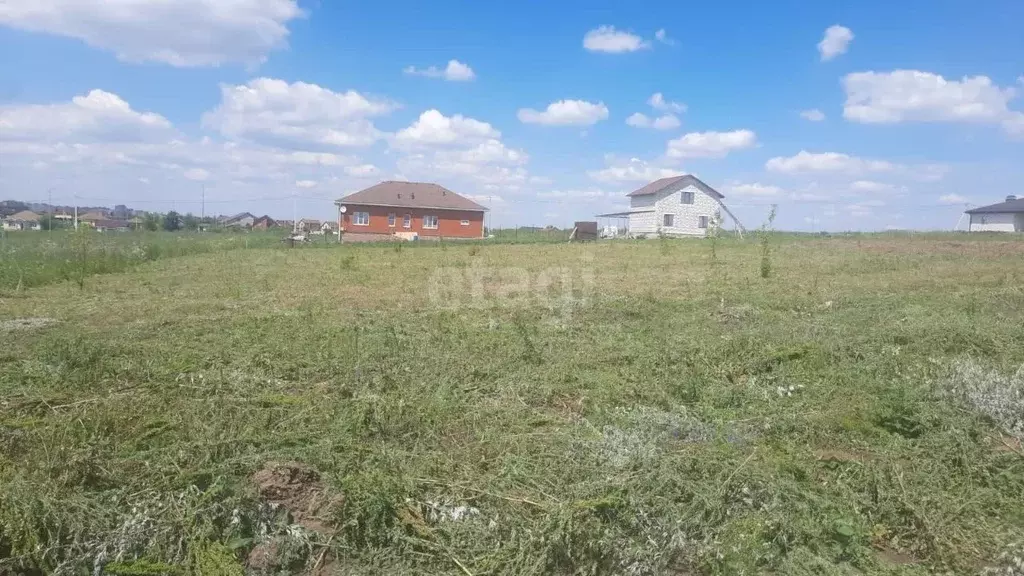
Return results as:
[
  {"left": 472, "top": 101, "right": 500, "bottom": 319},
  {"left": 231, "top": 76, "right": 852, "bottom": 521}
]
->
[
  {"left": 336, "top": 181, "right": 488, "bottom": 212},
  {"left": 6, "top": 210, "right": 40, "bottom": 221},
  {"left": 78, "top": 211, "right": 107, "bottom": 221},
  {"left": 94, "top": 219, "right": 131, "bottom": 229},
  {"left": 625, "top": 174, "right": 724, "bottom": 199}
]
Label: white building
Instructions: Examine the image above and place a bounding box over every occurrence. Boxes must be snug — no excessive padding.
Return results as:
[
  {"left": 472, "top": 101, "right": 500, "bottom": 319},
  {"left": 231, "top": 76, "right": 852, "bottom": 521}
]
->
[
  {"left": 965, "top": 195, "right": 1024, "bottom": 232},
  {"left": 597, "top": 175, "right": 743, "bottom": 237}
]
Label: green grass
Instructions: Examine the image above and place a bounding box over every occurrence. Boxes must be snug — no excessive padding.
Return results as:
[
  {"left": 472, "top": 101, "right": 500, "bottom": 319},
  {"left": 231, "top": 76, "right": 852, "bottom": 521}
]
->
[
  {"left": 1, "top": 234, "right": 1023, "bottom": 575},
  {"left": 0, "top": 229, "right": 289, "bottom": 292}
]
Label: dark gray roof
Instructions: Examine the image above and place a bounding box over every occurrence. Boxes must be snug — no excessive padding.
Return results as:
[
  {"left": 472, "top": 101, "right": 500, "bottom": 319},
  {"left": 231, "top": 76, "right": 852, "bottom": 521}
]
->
[
  {"left": 625, "top": 174, "right": 724, "bottom": 199},
  {"left": 336, "top": 181, "right": 488, "bottom": 212},
  {"left": 965, "top": 198, "right": 1024, "bottom": 214}
]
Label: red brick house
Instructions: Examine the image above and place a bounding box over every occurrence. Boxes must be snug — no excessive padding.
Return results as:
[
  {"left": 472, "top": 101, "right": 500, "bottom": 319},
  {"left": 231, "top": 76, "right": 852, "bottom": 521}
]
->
[{"left": 335, "top": 181, "right": 487, "bottom": 239}]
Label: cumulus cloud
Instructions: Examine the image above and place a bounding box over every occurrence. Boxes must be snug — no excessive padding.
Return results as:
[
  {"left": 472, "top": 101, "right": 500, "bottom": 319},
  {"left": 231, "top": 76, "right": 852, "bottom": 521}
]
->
[
  {"left": 295, "top": 179, "right": 317, "bottom": 188},
  {"left": 0, "top": 0, "right": 302, "bottom": 66},
  {"left": 625, "top": 112, "right": 680, "bottom": 130},
  {"left": 850, "top": 180, "right": 898, "bottom": 193},
  {"left": 648, "top": 93, "right": 686, "bottom": 113},
  {"left": 665, "top": 130, "right": 757, "bottom": 159},
  {"left": 518, "top": 99, "right": 609, "bottom": 126},
  {"left": 938, "top": 193, "right": 968, "bottom": 205},
  {"left": 818, "top": 25, "right": 853, "bottom": 61},
  {"left": 588, "top": 157, "right": 678, "bottom": 183},
  {"left": 344, "top": 164, "right": 379, "bottom": 177},
  {"left": 0, "top": 89, "right": 172, "bottom": 142},
  {"left": 403, "top": 59, "right": 476, "bottom": 81},
  {"left": 654, "top": 28, "right": 674, "bottom": 45},
  {"left": 766, "top": 151, "right": 898, "bottom": 174},
  {"left": 393, "top": 109, "right": 499, "bottom": 147},
  {"left": 537, "top": 189, "right": 606, "bottom": 199},
  {"left": 202, "top": 78, "right": 396, "bottom": 149},
  {"left": 583, "top": 26, "right": 650, "bottom": 53},
  {"left": 842, "top": 70, "right": 1024, "bottom": 134},
  {"left": 726, "top": 182, "right": 784, "bottom": 196},
  {"left": 800, "top": 109, "right": 826, "bottom": 121}
]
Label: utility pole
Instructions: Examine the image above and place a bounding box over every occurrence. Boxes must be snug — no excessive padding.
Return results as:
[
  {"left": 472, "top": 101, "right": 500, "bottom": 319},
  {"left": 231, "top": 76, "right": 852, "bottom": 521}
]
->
[
  {"left": 201, "top": 183, "right": 206, "bottom": 228},
  {"left": 47, "top": 188, "right": 53, "bottom": 236},
  {"left": 292, "top": 193, "right": 298, "bottom": 234},
  {"left": 74, "top": 194, "right": 79, "bottom": 230}
]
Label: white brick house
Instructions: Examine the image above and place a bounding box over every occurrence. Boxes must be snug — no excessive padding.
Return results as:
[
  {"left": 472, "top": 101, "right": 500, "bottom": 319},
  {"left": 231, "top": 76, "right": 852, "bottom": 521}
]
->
[
  {"left": 598, "top": 175, "right": 743, "bottom": 237},
  {"left": 965, "top": 195, "right": 1024, "bottom": 232}
]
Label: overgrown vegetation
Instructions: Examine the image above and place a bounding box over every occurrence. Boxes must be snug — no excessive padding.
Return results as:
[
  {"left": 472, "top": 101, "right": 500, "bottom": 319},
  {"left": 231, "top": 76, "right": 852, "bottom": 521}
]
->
[
  {"left": 2, "top": 233, "right": 1024, "bottom": 575},
  {"left": 0, "top": 230, "right": 284, "bottom": 292}
]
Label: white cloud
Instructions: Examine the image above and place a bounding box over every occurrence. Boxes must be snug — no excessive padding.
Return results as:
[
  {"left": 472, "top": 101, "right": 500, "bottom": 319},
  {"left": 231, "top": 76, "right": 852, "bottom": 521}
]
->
[
  {"left": 295, "top": 179, "right": 317, "bottom": 188},
  {"left": 583, "top": 26, "right": 650, "bottom": 53},
  {"left": 625, "top": 112, "right": 680, "bottom": 130},
  {"left": 183, "top": 167, "right": 209, "bottom": 181},
  {"left": 403, "top": 59, "right": 476, "bottom": 82},
  {"left": 518, "top": 99, "right": 609, "bottom": 126},
  {"left": 648, "top": 93, "right": 686, "bottom": 113},
  {"left": 842, "top": 70, "right": 1024, "bottom": 134},
  {"left": 588, "top": 157, "right": 678, "bottom": 183},
  {"left": 654, "top": 29, "right": 675, "bottom": 45},
  {"left": 766, "top": 151, "right": 898, "bottom": 174},
  {"left": 665, "top": 129, "right": 757, "bottom": 159},
  {"left": 800, "top": 109, "right": 826, "bottom": 122},
  {"left": 818, "top": 25, "right": 853, "bottom": 61},
  {"left": 537, "top": 189, "right": 606, "bottom": 199},
  {"left": 435, "top": 139, "right": 527, "bottom": 165},
  {"left": 202, "top": 78, "right": 396, "bottom": 149},
  {"left": 344, "top": 164, "right": 379, "bottom": 177},
  {"left": 938, "top": 193, "right": 968, "bottom": 205},
  {"left": 726, "top": 182, "right": 784, "bottom": 197},
  {"left": 0, "top": 0, "right": 302, "bottom": 67},
  {"left": 850, "top": 180, "right": 897, "bottom": 193},
  {"left": 0, "top": 89, "right": 172, "bottom": 142},
  {"left": 394, "top": 109, "right": 499, "bottom": 147}
]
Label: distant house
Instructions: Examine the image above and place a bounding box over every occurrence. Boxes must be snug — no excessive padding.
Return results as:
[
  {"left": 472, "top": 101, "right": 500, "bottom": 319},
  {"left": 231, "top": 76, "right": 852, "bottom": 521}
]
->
[
  {"left": 321, "top": 221, "right": 338, "bottom": 234},
  {"left": 596, "top": 175, "right": 743, "bottom": 238},
  {"left": 276, "top": 219, "right": 294, "bottom": 231},
  {"left": 2, "top": 210, "right": 41, "bottom": 231},
  {"left": 78, "top": 211, "right": 107, "bottom": 225},
  {"left": 335, "top": 181, "right": 487, "bottom": 239},
  {"left": 253, "top": 215, "right": 277, "bottom": 230},
  {"left": 965, "top": 195, "right": 1024, "bottom": 232},
  {"left": 298, "top": 218, "right": 322, "bottom": 234},
  {"left": 94, "top": 219, "right": 132, "bottom": 232},
  {"left": 221, "top": 212, "right": 256, "bottom": 228}
]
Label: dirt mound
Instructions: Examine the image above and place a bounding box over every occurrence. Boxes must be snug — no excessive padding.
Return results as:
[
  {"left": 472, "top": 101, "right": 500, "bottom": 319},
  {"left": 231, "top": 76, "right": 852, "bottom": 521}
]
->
[{"left": 252, "top": 461, "right": 341, "bottom": 534}]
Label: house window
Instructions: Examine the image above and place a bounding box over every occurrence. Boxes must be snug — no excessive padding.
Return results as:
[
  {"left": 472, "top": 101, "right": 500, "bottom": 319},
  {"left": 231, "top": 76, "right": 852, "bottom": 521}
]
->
[
  {"left": 423, "top": 215, "right": 439, "bottom": 229},
  {"left": 387, "top": 213, "right": 396, "bottom": 227},
  {"left": 354, "top": 212, "right": 369, "bottom": 226},
  {"left": 682, "top": 191, "right": 695, "bottom": 204},
  {"left": 663, "top": 213, "right": 674, "bottom": 227},
  {"left": 460, "top": 219, "right": 470, "bottom": 226},
  {"left": 698, "top": 215, "right": 709, "bottom": 229},
  {"left": 403, "top": 214, "right": 411, "bottom": 228}
]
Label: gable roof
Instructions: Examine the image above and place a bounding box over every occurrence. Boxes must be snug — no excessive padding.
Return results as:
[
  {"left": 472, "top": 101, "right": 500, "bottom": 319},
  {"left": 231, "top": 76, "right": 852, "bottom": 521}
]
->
[
  {"left": 221, "top": 212, "right": 255, "bottom": 223},
  {"left": 5, "top": 210, "right": 40, "bottom": 221},
  {"left": 625, "top": 174, "right": 724, "bottom": 199},
  {"left": 336, "top": 181, "right": 488, "bottom": 212},
  {"left": 965, "top": 197, "right": 1024, "bottom": 214}
]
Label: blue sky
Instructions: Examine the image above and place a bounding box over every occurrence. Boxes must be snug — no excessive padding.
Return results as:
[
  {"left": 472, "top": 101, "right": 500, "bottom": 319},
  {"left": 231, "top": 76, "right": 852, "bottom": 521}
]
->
[{"left": 1, "top": 0, "right": 1022, "bottom": 230}]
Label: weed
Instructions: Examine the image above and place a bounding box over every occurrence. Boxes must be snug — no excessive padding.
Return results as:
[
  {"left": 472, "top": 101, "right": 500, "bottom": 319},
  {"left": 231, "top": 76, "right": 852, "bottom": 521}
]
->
[{"left": 758, "top": 204, "right": 777, "bottom": 278}]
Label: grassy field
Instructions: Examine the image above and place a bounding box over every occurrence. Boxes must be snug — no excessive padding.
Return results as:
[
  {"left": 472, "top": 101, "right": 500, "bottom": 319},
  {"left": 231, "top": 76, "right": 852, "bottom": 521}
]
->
[{"left": 1, "top": 234, "right": 1023, "bottom": 575}]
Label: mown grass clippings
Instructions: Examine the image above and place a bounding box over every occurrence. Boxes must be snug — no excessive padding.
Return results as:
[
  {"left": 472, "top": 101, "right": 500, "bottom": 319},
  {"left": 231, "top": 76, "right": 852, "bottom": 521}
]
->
[{"left": 1, "top": 233, "right": 1023, "bottom": 574}]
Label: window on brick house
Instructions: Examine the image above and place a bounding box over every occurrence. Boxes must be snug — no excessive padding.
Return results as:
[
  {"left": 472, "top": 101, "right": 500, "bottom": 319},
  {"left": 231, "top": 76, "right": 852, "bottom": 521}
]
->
[
  {"left": 403, "top": 214, "right": 411, "bottom": 228},
  {"left": 682, "top": 191, "right": 694, "bottom": 204},
  {"left": 388, "top": 213, "right": 396, "bottom": 227},
  {"left": 423, "top": 215, "right": 439, "bottom": 229}
]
